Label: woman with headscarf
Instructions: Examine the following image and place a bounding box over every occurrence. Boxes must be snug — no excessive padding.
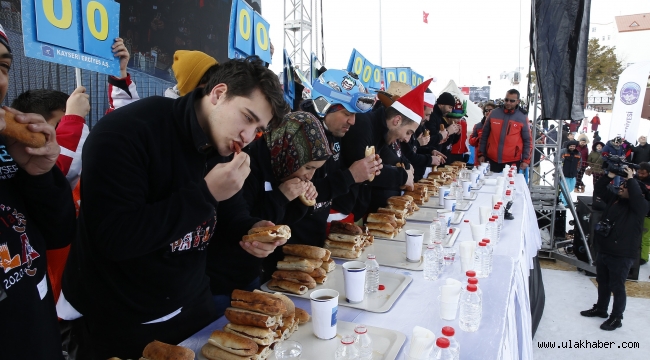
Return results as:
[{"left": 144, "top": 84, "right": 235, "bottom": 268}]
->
[
  {"left": 586, "top": 141, "right": 606, "bottom": 188},
  {"left": 206, "top": 111, "right": 331, "bottom": 317}
]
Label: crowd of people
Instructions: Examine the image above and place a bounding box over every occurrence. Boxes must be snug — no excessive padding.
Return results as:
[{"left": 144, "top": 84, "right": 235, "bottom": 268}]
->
[{"left": 1, "top": 21, "right": 647, "bottom": 359}]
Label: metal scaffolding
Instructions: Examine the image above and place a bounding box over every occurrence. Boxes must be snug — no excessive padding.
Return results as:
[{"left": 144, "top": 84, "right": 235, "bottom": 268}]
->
[{"left": 283, "top": 0, "right": 313, "bottom": 73}]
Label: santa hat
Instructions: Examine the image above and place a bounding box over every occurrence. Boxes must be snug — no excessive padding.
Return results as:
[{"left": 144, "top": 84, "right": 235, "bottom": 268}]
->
[
  {"left": 0, "top": 23, "right": 11, "bottom": 53},
  {"left": 390, "top": 78, "right": 433, "bottom": 124}
]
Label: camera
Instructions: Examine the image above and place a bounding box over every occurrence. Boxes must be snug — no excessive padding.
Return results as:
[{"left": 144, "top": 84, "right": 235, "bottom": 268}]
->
[
  {"left": 603, "top": 154, "right": 639, "bottom": 177},
  {"left": 595, "top": 218, "right": 614, "bottom": 237}
]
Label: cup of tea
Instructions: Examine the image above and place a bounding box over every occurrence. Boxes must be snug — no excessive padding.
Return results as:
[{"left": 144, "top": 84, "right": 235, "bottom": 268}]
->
[
  {"left": 341, "top": 261, "right": 367, "bottom": 304},
  {"left": 405, "top": 230, "right": 425, "bottom": 263},
  {"left": 309, "top": 289, "right": 339, "bottom": 339},
  {"left": 444, "top": 196, "right": 456, "bottom": 212},
  {"left": 439, "top": 186, "right": 450, "bottom": 206}
]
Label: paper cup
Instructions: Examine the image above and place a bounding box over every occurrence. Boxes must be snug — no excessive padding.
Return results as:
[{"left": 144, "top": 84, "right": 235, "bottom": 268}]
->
[
  {"left": 438, "top": 296, "right": 459, "bottom": 320},
  {"left": 309, "top": 289, "right": 339, "bottom": 339},
  {"left": 405, "top": 230, "right": 425, "bottom": 263},
  {"left": 470, "top": 171, "right": 479, "bottom": 184},
  {"left": 438, "top": 210, "right": 453, "bottom": 229},
  {"left": 470, "top": 223, "right": 486, "bottom": 243},
  {"left": 462, "top": 180, "right": 472, "bottom": 197},
  {"left": 342, "top": 261, "right": 366, "bottom": 304},
  {"left": 460, "top": 241, "right": 476, "bottom": 272},
  {"left": 423, "top": 166, "right": 432, "bottom": 179},
  {"left": 439, "top": 186, "right": 450, "bottom": 206},
  {"left": 478, "top": 206, "right": 491, "bottom": 225},
  {"left": 444, "top": 197, "right": 456, "bottom": 212}
]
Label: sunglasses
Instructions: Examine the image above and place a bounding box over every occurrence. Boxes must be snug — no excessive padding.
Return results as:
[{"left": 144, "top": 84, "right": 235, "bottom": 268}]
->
[
  {"left": 503, "top": 99, "right": 518, "bottom": 103},
  {"left": 484, "top": 108, "right": 494, "bottom": 113}
]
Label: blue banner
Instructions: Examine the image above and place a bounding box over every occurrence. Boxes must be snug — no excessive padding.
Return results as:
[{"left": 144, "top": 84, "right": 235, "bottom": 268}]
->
[
  {"left": 228, "top": 0, "right": 272, "bottom": 63},
  {"left": 384, "top": 68, "right": 398, "bottom": 86},
  {"left": 22, "top": 0, "right": 121, "bottom": 76},
  {"left": 283, "top": 49, "right": 295, "bottom": 106},
  {"left": 310, "top": 52, "right": 321, "bottom": 86}
]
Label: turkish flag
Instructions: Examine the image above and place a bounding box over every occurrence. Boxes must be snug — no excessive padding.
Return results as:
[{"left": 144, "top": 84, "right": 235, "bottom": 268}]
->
[{"left": 423, "top": 11, "right": 429, "bottom": 24}]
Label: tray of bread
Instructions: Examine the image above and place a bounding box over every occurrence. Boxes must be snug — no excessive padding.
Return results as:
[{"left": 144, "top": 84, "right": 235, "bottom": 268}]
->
[{"left": 197, "top": 290, "right": 309, "bottom": 360}]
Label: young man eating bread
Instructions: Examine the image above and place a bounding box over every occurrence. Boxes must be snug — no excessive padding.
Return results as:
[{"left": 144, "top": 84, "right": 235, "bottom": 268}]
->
[
  {"left": 0, "top": 23, "right": 77, "bottom": 359},
  {"left": 59, "top": 57, "right": 289, "bottom": 359}
]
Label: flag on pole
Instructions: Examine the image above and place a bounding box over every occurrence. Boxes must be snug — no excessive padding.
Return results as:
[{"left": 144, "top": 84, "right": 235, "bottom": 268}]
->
[{"left": 423, "top": 11, "right": 429, "bottom": 24}]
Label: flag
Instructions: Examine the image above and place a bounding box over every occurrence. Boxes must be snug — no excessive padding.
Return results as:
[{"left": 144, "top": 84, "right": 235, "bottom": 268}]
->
[{"left": 423, "top": 11, "right": 429, "bottom": 24}]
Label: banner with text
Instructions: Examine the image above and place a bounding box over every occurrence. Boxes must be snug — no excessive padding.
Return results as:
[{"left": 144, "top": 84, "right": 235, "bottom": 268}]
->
[
  {"left": 608, "top": 61, "right": 650, "bottom": 142},
  {"left": 228, "top": 0, "right": 271, "bottom": 63}
]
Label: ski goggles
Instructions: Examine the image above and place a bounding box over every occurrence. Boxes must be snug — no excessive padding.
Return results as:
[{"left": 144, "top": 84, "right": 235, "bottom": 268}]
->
[{"left": 311, "top": 80, "right": 375, "bottom": 115}]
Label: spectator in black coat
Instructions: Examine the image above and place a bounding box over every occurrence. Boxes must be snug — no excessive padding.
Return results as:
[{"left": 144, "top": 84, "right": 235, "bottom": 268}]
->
[{"left": 631, "top": 135, "right": 650, "bottom": 165}]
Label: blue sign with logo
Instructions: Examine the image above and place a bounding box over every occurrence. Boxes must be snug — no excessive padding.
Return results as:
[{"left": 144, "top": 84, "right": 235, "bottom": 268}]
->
[
  {"left": 22, "top": 0, "right": 121, "bottom": 76},
  {"left": 620, "top": 82, "right": 641, "bottom": 105},
  {"left": 228, "top": 0, "right": 272, "bottom": 63},
  {"left": 283, "top": 49, "right": 295, "bottom": 106}
]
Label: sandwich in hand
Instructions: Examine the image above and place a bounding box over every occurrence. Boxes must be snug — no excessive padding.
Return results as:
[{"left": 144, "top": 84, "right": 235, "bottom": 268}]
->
[
  {"left": 299, "top": 192, "right": 316, "bottom": 206},
  {"left": 1, "top": 110, "right": 46, "bottom": 148},
  {"left": 242, "top": 225, "right": 291, "bottom": 243},
  {"left": 365, "top": 146, "right": 376, "bottom": 181},
  {"left": 140, "top": 340, "right": 195, "bottom": 360}
]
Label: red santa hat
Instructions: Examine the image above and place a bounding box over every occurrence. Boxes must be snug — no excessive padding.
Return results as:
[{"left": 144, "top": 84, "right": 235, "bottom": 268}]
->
[
  {"left": 390, "top": 78, "right": 433, "bottom": 124},
  {"left": 0, "top": 23, "right": 10, "bottom": 53},
  {"left": 424, "top": 93, "right": 436, "bottom": 108}
]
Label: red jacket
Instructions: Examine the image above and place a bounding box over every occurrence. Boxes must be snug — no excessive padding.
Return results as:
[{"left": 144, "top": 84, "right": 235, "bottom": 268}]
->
[
  {"left": 450, "top": 118, "right": 468, "bottom": 155},
  {"left": 479, "top": 108, "right": 532, "bottom": 164},
  {"left": 469, "top": 121, "right": 484, "bottom": 166}
]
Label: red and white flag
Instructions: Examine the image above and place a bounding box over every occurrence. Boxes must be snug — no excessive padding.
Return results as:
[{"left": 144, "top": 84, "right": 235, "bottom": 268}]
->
[{"left": 423, "top": 11, "right": 429, "bottom": 24}]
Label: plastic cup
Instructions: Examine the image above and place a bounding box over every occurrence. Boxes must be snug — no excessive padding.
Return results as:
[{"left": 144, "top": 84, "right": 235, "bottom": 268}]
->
[
  {"left": 470, "top": 223, "right": 486, "bottom": 243},
  {"left": 405, "top": 230, "right": 425, "bottom": 263},
  {"left": 274, "top": 340, "right": 302, "bottom": 359},
  {"left": 439, "top": 186, "right": 450, "bottom": 206},
  {"left": 341, "top": 261, "right": 367, "bottom": 304},
  {"left": 309, "top": 289, "right": 339, "bottom": 339},
  {"left": 444, "top": 197, "right": 456, "bottom": 212},
  {"left": 460, "top": 241, "right": 476, "bottom": 272},
  {"left": 462, "top": 180, "right": 472, "bottom": 198}
]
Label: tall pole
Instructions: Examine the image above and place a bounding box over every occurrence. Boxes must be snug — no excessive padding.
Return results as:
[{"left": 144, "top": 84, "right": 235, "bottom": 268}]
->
[{"left": 378, "top": 0, "right": 383, "bottom": 67}]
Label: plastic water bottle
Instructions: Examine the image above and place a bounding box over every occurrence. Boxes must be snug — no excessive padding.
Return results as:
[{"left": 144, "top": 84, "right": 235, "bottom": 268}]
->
[
  {"left": 474, "top": 242, "right": 489, "bottom": 278},
  {"left": 430, "top": 219, "right": 444, "bottom": 244},
  {"left": 505, "top": 189, "right": 513, "bottom": 203},
  {"left": 353, "top": 325, "right": 372, "bottom": 360},
  {"left": 482, "top": 239, "right": 494, "bottom": 274},
  {"left": 467, "top": 277, "right": 483, "bottom": 298},
  {"left": 485, "top": 218, "right": 498, "bottom": 243},
  {"left": 440, "top": 326, "right": 460, "bottom": 360},
  {"left": 431, "top": 337, "right": 455, "bottom": 360},
  {"left": 459, "top": 284, "right": 482, "bottom": 332},
  {"left": 497, "top": 202, "right": 505, "bottom": 217},
  {"left": 491, "top": 215, "right": 502, "bottom": 242},
  {"left": 438, "top": 214, "right": 449, "bottom": 235},
  {"left": 335, "top": 335, "right": 360, "bottom": 359},
  {"left": 508, "top": 179, "right": 516, "bottom": 192},
  {"left": 453, "top": 182, "right": 463, "bottom": 202},
  {"left": 365, "top": 254, "right": 380, "bottom": 294},
  {"left": 424, "top": 241, "right": 444, "bottom": 281}
]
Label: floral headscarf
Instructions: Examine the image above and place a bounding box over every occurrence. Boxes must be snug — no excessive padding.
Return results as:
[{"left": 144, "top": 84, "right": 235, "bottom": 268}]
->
[{"left": 265, "top": 111, "right": 332, "bottom": 181}]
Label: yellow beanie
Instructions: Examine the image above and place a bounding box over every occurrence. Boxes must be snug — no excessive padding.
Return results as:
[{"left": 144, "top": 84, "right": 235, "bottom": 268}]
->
[{"left": 172, "top": 50, "right": 218, "bottom": 96}]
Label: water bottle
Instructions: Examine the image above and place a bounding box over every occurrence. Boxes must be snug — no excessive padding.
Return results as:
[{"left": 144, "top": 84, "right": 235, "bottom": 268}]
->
[
  {"left": 459, "top": 284, "right": 482, "bottom": 332},
  {"left": 497, "top": 202, "right": 505, "bottom": 217},
  {"left": 491, "top": 215, "right": 502, "bottom": 242},
  {"left": 453, "top": 182, "right": 463, "bottom": 202},
  {"left": 467, "top": 277, "right": 483, "bottom": 298},
  {"left": 485, "top": 218, "right": 498, "bottom": 243},
  {"left": 505, "top": 189, "right": 513, "bottom": 203},
  {"left": 431, "top": 337, "right": 455, "bottom": 360},
  {"left": 430, "top": 219, "right": 444, "bottom": 244},
  {"left": 335, "top": 335, "right": 360, "bottom": 359},
  {"left": 365, "top": 254, "right": 380, "bottom": 294},
  {"left": 482, "top": 239, "right": 494, "bottom": 274},
  {"left": 474, "top": 242, "right": 488, "bottom": 278},
  {"left": 424, "top": 244, "right": 440, "bottom": 281},
  {"left": 440, "top": 326, "right": 460, "bottom": 360},
  {"left": 438, "top": 214, "right": 449, "bottom": 235},
  {"left": 353, "top": 325, "right": 373, "bottom": 360}
]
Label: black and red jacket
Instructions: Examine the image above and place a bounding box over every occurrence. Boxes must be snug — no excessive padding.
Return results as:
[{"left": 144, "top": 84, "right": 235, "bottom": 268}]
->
[{"left": 479, "top": 107, "right": 532, "bottom": 164}]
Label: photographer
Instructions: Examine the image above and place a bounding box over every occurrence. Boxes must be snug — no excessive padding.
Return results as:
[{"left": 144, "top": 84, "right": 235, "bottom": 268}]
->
[{"left": 580, "top": 167, "right": 649, "bottom": 331}]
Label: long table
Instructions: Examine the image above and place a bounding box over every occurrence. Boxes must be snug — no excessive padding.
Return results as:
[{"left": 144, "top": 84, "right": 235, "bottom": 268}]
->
[{"left": 180, "top": 174, "right": 542, "bottom": 360}]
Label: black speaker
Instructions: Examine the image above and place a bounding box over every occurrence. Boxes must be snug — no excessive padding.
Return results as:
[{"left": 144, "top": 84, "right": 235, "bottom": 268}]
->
[{"left": 537, "top": 209, "right": 566, "bottom": 238}]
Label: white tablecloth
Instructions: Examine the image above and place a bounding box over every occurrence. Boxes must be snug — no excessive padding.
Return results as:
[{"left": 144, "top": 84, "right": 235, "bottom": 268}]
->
[{"left": 180, "top": 174, "right": 541, "bottom": 360}]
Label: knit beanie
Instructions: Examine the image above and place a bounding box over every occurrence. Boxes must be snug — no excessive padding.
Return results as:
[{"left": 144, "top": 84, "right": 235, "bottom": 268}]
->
[
  {"left": 437, "top": 92, "right": 455, "bottom": 106},
  {"left": 172, "top": 50, "right": 218, "bottom": 96},
  {"left": 0, "top": 23, "right": 11, "bottom": 53}
]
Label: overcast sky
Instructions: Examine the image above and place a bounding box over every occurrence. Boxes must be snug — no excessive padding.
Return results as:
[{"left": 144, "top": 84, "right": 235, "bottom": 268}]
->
[{"left": 263, "top": 0, "right": 650, "bottom": 95}]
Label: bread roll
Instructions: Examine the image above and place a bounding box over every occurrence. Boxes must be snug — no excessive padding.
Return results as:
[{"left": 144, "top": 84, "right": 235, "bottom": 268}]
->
[
  {"left": 368, "top": 229, "right": 394, "bottom": 239},
  {"left": 208, "top": 330, "right": 258, "bottom": 356},
  {"left": 242, "top": 225, "right": 291, "bottom": 243},
  {"left": 230, "top": 289, "right": 286, "bottom": 316},
  {"left": 271, "top": 270, "right": 317, "bottom": 289},
  {"left": 223, "top": 323, "right": 275, "bottom": 346},
  {"left": 424, "top": 129, "right": 430, "bottom": 137},
  {"left": 141, "top": 341, "right": 195, "bottom": 360},
  {"left": 299, "top": 193, "right": 316, "bottom": 206},
  {"left": 377, "top": 207, "right": 405, "bottom": 219},
  {"left": 327, "top": 247, "right": 361, "bottom": 259},
  {"left": 366, "top": 222, "right": 395, "bottom": 233},
  {"left": 367, "top": 213, "right": 397, "bottom": 228},
  {"left": 313, "top": 275, "right": 327, "bottom": 284},
  {"left": 294, "top": 308, "right": 310, "bottom": 324},
  {"left": 330, "top": 221, "right": 363, "bottom": 235},
  {"left": 387, "top": 197, "right": 409, "bottom": 209},
  {"left": 324, "top": 239, "right": 358, "bottom": 251},
  {"left": 267, "top": 279, "right": 308, "bottom": 295},
  {"left": 201, "top": 343, "right": 254, "bottom": 360},
  {"left": 306, "top": 267, "right": 326, "bottom": 279},
  {"left": 224, "top": 307, "right": 277, "bottom": 328},
  {"left": 365, "top": 146, "right": 376, "bottom": 181},
  {"left": 322, "top": 249, "right": 331, "bottom": 262},
  {"left": 282, "top": 256, "right": 323, "bottom": 268},
  {"left": 282, "top": 244, "right": 327, "bottom": 260},
  {"left": 321, "top": 259, "right": 336, "bottom": 273},
  {"left": 254, "top": 290, "right": 295, "bottom": 316},
  {"left": 276, "top": 260, "right": 315, "bottom": 273},
  {"left": 327, "top": 233, "right": 361, "bottom": 243},
  {"left": 0, "top": 111, "right": 46, "bottom": 148}
]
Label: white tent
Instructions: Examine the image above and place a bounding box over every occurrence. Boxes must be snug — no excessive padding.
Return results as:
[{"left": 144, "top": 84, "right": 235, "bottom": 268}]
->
[{"left": 439, "top": 79, "right": 484, "bottom": 130}]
